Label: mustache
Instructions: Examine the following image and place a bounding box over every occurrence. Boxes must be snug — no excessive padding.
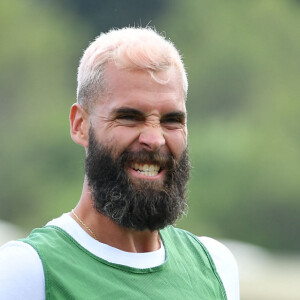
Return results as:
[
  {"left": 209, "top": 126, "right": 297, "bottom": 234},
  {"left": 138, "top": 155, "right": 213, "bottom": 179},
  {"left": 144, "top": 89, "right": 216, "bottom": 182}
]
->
[{"left": 119, "top": 149, "right": 176, "bottom": 169}]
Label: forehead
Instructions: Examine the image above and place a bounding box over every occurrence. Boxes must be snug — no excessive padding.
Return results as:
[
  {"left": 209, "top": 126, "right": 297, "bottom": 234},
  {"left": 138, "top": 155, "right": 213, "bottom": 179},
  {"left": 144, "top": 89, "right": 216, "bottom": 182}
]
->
[{"left": 94, "top": 63, "right": 186, "bottom": 115}]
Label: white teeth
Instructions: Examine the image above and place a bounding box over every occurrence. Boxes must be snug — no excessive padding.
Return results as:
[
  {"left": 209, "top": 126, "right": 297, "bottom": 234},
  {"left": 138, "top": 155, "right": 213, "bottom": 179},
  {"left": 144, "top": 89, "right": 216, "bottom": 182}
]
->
[
  {"left": 131, "top": 163, "right": 160, "bottom": 177},
  {"left": 137, "top": 170, "right": 158, "bottom": 177},
  {"left": 149, "top": 165, "right": 155, "bottom": 172}
]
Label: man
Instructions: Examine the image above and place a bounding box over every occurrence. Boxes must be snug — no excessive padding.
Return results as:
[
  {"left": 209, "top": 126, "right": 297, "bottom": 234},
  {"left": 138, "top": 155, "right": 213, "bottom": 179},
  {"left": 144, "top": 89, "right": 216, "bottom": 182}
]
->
[{"left": 0, "top": 27, "right": 239, "bottom": 299}]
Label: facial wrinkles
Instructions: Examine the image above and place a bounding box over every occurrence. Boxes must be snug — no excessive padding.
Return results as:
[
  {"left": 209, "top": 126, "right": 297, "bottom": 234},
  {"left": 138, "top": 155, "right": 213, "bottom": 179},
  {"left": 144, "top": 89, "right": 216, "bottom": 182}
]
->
[
  {"left": 89, "top": 111, "right": 121, "bottom": 134},
  {"left": 144, "top": 113, "right": 161, "bottom": 127},
  {"left": 140, "top": 118, "right": 164, "bottom": 142}
]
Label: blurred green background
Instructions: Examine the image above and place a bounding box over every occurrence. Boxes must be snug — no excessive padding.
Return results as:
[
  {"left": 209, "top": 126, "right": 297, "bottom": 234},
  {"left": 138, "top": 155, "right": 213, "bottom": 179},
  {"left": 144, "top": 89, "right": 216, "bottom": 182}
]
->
[{"left": 1, "top": 0, "right": 299, "bottom": 255}]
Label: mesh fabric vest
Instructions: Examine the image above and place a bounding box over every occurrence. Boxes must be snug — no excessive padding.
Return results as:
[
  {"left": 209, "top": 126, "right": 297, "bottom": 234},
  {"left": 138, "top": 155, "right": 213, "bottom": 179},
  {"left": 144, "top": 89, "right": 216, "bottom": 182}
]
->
[{"left": 21, "top": 225, "right": 227, "bottom": 300}]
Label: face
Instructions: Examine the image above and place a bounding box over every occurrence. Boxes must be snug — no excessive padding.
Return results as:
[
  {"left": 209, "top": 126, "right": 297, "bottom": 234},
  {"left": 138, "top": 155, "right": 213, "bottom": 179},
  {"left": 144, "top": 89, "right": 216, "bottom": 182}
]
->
[
  {"left": 83, "top": 64, "right": 190, "bottom": 231},
  {"left": 89, "top": 63, "right": 188, "bottom": 188}
]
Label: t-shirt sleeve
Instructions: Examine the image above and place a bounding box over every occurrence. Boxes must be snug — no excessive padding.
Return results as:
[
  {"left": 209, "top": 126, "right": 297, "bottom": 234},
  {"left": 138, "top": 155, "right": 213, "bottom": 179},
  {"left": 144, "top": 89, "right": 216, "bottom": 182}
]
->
[
  {"left": 198, "top": 236, "right": 240, "bottom": 300},
  {"left": 0, "top": 240, "right": 45, "bottom": 300}
]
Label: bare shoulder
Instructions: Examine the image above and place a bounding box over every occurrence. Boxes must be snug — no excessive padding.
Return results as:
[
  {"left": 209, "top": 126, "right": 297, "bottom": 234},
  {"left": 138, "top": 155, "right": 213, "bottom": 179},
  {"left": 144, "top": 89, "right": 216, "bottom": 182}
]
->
[
  {"left": 198, "top": 236, "right": 240, "bottom": 300},
  {"left": 0, "top": 241, "right": 45, "bottom": 299}
]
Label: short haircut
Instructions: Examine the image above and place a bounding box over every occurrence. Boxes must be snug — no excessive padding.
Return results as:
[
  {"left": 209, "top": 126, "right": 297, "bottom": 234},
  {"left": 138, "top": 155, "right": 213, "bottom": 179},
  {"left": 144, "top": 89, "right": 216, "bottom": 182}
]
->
[{"left": 77, "top": 27, "right": 188, "bottom": 111}]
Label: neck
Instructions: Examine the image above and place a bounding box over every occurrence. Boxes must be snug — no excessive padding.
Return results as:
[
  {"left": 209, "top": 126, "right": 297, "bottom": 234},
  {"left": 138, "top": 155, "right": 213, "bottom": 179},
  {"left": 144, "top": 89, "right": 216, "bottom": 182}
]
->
[{"left": 71, "top": 179, "right": 161, "bottom": 253}]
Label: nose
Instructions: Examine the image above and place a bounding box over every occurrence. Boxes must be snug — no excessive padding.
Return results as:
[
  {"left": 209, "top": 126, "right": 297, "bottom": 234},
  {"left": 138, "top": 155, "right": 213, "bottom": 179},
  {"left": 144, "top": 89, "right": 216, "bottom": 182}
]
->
[{"left": 138, "top": 126, "right": 166, "bottom": 152}]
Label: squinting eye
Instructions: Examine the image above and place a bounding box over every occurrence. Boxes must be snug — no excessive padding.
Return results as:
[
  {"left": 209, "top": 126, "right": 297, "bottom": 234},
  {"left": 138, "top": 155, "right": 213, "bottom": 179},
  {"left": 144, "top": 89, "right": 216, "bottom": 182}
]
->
[
  {"left": 161, "top": 118, "right": 185, "bottom": 129},
  {"left": 115, "top": 114, "right": 143, "bottom": 125},
  {"left": 164, "top": 118, "right": 180, "bottom": 123},
  {"left": 117, "top": 115, "right": 138, "bottom": 120}
]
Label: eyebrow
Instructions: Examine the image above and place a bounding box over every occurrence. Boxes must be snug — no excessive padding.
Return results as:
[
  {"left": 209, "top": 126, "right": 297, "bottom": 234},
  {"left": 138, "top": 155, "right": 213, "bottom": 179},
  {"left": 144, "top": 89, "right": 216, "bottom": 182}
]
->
[
  {"left": 112, "top": 107, "right": 145, "bottom": 117},
  {"left": 160, "top": 111, "right": 186, "bottom": 123},
  {"left": 112, "top": 107, "right": 186, "bottom": 122}
]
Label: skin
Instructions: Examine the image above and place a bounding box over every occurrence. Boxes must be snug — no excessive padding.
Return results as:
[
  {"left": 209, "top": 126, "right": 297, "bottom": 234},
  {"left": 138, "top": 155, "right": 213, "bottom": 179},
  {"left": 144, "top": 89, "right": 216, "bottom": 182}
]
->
[{"left": 69, "top": 63, "right": 187, "bottom": 253}]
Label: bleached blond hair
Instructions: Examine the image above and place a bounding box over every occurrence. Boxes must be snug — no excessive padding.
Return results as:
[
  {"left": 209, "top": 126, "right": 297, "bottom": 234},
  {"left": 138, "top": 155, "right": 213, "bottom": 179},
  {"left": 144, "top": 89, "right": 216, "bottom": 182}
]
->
[{"left": 77, "top": 27, "right": 188, "bottom": 110}]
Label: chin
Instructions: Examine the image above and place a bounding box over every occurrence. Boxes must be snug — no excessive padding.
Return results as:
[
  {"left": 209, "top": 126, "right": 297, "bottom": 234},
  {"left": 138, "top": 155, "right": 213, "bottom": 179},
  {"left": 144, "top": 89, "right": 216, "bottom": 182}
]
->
[{"left": 127, "top": 172, "right": 165, "bottom": 191}]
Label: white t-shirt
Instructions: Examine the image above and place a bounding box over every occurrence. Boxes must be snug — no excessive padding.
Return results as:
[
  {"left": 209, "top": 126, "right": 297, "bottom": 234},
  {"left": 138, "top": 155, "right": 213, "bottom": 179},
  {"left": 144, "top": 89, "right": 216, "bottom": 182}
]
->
[{"left": 0, "top": 214, "right": 239, "bottom": 299}]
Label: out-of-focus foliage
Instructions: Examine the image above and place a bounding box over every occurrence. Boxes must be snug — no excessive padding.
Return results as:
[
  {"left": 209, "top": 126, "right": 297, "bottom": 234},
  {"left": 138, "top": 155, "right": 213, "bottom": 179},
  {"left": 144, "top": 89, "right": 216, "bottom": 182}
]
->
[
  {"left": 159, "top": 0, "right": 300, "bottom": 251},
  {"left": 0, "top": 0, "right": 299, "bottom": 251},
  {"left": 0, "top": 0, "right": 85, "bottom": 227},
  {"left": 45, "top": 0, "right": 166, "bottom": 38}
]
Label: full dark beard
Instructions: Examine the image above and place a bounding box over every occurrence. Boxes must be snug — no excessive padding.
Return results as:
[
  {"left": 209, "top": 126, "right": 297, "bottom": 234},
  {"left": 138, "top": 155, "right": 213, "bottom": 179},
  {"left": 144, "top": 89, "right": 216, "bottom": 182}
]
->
[{"left": 85, "top": 127, "right": 191, "bottom": 231}]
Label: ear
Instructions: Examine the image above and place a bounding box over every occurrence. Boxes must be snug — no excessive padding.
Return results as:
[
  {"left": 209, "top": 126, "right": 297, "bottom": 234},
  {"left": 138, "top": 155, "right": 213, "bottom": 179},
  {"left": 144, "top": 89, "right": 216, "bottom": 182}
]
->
[{"left": 70, "top": 103, "right": 89, "bottom": 148}]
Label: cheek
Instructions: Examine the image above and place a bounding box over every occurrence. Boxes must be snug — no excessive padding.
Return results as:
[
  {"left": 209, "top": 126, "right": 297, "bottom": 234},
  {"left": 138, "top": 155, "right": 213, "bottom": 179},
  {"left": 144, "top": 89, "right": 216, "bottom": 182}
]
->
[
  {"left": 165, "top": 130, "right": 187, "bottom": 159},
  {"left": 107, "top": 127, "right": 140, "bottom": 154}
]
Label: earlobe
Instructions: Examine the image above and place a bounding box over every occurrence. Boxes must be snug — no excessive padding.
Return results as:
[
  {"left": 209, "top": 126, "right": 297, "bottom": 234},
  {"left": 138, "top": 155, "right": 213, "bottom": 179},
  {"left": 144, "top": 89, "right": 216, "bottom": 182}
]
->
[{"left": 70, "top": 103, "right": 89, "bottom": 147}]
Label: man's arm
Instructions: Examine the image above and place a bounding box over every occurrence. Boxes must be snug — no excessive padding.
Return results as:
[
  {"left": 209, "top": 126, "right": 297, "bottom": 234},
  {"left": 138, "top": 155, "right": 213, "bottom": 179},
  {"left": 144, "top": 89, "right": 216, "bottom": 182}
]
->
[
  {"left": 0, "top": 241, "right": 45, "bottom": 300},
  {"left": 199, "top": 237, "right": 240, "bottom": 300}
]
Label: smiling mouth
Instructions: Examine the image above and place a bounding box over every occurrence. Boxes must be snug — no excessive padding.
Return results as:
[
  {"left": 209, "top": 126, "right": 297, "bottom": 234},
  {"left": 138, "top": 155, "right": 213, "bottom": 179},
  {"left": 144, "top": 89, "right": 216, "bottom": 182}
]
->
[{"left": 131, "top": 163, "right": 161, "bottom": 177}]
